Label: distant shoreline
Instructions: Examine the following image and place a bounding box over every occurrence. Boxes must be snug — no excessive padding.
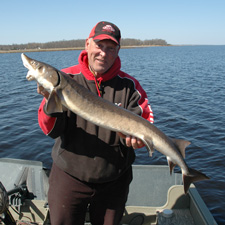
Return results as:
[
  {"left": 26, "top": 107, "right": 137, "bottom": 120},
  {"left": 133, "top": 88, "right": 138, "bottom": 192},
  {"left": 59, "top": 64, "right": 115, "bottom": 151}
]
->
[{"left": 0, "top": 45, "right": 170, "bottom": 54}]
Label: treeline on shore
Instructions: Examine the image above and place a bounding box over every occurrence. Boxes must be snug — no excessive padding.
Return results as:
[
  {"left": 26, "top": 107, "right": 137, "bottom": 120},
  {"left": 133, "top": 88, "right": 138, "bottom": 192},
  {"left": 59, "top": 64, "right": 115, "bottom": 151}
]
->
[{"left": 0, "top": 38, "right": 168, "bottom": 51}]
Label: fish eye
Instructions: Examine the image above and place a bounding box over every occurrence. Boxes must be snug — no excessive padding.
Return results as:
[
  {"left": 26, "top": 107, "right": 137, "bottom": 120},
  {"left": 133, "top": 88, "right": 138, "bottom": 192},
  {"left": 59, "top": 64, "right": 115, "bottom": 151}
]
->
[{"left": 31, "top": 60, "right": 39, "bottom": 67}]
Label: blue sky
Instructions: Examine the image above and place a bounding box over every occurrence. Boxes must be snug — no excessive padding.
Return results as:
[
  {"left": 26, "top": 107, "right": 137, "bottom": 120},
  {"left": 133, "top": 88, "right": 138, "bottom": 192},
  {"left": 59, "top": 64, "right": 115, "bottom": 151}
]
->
[{"left": 1, "top": 0, "right": 225, "bottom": 45}]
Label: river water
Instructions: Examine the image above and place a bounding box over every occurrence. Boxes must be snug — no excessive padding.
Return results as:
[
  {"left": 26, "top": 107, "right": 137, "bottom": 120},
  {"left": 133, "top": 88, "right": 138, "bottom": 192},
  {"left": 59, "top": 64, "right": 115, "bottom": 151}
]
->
[{"left": 0, "top": 46, "right": 224, "bottom": 224}]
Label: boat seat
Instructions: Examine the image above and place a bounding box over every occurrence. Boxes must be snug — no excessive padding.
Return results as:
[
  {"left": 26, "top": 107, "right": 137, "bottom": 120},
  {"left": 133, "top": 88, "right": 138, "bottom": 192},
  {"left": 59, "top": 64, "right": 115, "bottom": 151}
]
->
[
  {"left": 0, "top": 158, "right": 49, "bottom": 201},
  {"left": 126, "top": 165, "right": 182, "bottom": 207}
]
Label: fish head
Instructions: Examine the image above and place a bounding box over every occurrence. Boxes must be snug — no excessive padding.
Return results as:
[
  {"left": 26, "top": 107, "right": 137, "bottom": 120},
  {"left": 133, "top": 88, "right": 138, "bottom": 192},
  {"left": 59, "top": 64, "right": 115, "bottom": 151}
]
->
[{"left": 21, "top": 53, "right": 59, "bottom": 92}]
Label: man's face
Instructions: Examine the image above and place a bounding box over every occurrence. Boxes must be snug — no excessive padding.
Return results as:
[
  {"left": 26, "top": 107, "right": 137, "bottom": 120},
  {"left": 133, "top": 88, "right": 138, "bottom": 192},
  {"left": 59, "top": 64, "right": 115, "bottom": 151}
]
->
[{"left": 85, "top": 38, "right": 119, "bottom": 76}]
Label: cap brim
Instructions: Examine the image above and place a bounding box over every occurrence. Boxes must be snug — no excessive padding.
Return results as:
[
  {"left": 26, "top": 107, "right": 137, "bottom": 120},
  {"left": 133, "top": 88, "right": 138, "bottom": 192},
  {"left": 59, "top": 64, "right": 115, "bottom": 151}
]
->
[{"left": 93, "top": 34, "right": 119, "bottom": 45}]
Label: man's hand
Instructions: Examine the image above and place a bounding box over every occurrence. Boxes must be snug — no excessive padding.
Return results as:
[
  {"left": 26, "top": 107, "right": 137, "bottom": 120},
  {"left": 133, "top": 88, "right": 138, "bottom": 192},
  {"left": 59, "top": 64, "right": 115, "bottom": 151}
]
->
[
  {"left": 37, "top": 83, "right": 49, "bottom": 99},
  {"left": 117, "top": 132, "right": 145, "bottom": 149}
]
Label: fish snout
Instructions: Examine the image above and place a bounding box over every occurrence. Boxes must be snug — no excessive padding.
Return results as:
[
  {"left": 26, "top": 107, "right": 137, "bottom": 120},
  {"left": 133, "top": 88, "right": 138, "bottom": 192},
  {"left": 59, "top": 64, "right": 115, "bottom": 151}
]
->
[{"left": 21, "top": 53, "right": 30, "bottom": 69}]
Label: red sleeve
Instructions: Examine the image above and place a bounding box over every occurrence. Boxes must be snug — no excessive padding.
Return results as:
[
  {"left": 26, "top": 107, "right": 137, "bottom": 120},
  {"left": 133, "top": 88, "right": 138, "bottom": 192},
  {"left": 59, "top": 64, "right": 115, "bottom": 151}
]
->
[
  {"left": 118, "top": 71, "right": 154, "bottom": 124},
  {"left": 38, "top": 98, "right": 57, "bottom": 135},
  {"left": 136, "top": 82, "right": 154, "bottom": 124}
]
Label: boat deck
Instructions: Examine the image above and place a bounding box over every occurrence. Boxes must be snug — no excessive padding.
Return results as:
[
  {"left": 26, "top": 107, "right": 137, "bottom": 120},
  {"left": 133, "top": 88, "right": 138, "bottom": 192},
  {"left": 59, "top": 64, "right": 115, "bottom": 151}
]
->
[{"left": 0, "top": 158, "right": 217, "bottom": 225}]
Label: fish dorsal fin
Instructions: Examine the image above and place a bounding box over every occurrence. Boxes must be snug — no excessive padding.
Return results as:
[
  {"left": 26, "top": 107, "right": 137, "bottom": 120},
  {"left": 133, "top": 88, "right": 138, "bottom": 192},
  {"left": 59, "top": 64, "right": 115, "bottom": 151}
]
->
[
  {"left": 171, "top": 139, "right": 191, "bottom": 158},
  {"left": 46, "top": 90, "right": 63, "bottom": 114}
]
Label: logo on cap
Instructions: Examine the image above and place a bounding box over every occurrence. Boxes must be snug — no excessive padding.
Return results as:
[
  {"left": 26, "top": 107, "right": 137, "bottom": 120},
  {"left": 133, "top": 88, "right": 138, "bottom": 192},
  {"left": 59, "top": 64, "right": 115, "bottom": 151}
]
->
[{"left": 102, "top": 25, "right": 115, "bottom": 34}]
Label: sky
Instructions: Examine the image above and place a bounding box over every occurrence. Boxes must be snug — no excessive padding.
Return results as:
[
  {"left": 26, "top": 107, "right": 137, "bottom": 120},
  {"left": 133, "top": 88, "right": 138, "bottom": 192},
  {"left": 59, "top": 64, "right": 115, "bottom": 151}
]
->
[{"left": 1, "top": 0, "right": 225, "bottom": 45}]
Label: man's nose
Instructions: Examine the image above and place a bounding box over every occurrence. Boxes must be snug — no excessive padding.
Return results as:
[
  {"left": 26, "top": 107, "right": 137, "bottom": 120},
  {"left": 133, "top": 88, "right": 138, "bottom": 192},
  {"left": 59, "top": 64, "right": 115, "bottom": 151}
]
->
[{"left": 100, "top": 48, "right": 107, "bottom": 57}]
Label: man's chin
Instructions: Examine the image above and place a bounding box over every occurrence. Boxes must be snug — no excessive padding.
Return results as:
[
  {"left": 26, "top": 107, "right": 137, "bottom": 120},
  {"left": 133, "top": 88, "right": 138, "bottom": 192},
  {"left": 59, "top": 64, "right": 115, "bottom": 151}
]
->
[{"left": 94, "top": 67, "right": 108, "bottom": 75}]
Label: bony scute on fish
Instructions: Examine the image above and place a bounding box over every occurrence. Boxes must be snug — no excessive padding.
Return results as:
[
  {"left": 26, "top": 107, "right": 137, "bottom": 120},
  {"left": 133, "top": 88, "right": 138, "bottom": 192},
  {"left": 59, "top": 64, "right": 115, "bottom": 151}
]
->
[{"left": 21, "top": 53, "right": 210, "bottom": 194}]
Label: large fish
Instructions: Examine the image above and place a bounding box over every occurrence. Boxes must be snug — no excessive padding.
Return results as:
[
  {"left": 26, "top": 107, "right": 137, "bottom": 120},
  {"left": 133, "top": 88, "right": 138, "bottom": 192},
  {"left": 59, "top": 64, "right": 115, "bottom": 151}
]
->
[{"left": 21, "top": 53, "right": 209, "bottom": 194}]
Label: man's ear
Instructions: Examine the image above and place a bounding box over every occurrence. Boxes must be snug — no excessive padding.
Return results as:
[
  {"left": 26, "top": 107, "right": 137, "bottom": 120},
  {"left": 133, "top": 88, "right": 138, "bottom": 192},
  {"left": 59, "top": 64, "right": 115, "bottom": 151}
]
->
[{"left": 85, "top": 38, "right": 90, "bottom": 51}]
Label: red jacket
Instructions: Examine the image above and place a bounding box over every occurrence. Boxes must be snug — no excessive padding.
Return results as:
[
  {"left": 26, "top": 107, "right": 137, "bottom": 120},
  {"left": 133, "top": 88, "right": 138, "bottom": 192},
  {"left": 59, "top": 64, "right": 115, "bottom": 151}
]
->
[{"left": 38, "top": 50, "right": 154, "bottom": 183}]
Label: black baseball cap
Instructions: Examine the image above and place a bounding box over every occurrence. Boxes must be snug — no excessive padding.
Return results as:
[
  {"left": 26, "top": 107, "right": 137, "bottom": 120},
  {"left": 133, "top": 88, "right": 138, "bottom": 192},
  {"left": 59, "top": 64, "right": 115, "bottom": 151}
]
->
[{"left": 89, "top": 21, "right": 121, "bottom": 45}]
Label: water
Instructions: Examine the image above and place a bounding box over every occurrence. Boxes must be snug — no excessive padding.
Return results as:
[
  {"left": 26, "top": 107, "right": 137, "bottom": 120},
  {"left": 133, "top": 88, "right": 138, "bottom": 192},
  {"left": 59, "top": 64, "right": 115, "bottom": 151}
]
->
[{"left": 0, "top": 46, "right": 224, "bottom": 224}]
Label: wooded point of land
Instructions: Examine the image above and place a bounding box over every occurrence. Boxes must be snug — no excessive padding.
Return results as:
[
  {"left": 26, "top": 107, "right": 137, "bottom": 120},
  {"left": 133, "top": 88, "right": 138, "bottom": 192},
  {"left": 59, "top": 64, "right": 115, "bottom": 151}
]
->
[{"left": 0, "top": 38, "right": 168, "bottom": 53}]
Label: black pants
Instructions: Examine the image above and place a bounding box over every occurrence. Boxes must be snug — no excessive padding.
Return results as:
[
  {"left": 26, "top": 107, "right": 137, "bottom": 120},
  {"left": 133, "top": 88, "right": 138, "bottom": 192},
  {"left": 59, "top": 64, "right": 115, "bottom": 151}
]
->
[{"left": 48, "top": 163, "right": 132, "bottom": 225}]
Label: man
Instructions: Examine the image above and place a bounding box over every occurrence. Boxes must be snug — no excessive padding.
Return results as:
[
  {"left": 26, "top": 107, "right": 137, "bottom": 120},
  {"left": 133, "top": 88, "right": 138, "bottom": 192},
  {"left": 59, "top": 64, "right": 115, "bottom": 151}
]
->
[{"left": 38, "top": 21, "right": 154, "bottom": 225}]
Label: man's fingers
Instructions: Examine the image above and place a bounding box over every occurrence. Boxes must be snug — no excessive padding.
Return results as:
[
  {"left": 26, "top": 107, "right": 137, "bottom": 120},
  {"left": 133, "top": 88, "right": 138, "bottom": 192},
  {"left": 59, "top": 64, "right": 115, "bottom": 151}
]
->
[
  {"left": 117, "top": 132, "right": 145, "bottom": 149},
  {"left": 125, "top": 135, "right": 132, "bottom": 147},
  {"left": 126, "top": 136, "right": 139, "bottom": 149},
  {"left": 37, "top": 84, "right": 49, "bottom": 99}
]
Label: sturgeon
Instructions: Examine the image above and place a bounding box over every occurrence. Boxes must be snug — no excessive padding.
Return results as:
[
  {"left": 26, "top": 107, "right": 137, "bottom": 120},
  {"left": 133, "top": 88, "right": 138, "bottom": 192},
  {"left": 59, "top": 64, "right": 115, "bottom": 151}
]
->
[{"left": 21, "top": 53, "right": 209, "bottom": 194}]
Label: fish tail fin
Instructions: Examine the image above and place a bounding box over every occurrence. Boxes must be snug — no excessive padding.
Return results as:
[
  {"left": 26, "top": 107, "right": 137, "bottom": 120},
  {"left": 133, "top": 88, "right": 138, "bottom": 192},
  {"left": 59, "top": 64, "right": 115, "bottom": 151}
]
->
[{"left": 183, "top": 168, "right": 210, "bottom": 194}]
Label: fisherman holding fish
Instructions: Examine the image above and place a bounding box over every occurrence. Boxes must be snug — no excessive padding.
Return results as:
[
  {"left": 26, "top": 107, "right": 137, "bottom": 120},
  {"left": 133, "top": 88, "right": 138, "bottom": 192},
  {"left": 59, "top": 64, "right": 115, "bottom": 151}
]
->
[
  {"left": 35, "top": 21, "right": 154, "bottom": 225},
  {"left": 21, "top": 19, "right": 209, "bottom": 224}
]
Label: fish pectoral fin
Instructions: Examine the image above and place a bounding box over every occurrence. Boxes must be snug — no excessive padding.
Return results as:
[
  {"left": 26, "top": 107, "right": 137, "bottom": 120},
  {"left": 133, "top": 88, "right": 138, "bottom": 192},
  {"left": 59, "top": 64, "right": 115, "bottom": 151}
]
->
[
  {"left": 46, "top": 90, "right": 63, "bottom": 114},
  {"left": 171, "top": 138, "right": 191, "bottom": 158},
  {"left": 142, "top": 139, "right": 154, "bottom": 157}
]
